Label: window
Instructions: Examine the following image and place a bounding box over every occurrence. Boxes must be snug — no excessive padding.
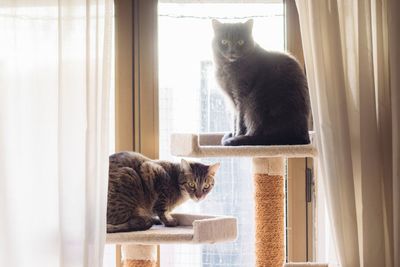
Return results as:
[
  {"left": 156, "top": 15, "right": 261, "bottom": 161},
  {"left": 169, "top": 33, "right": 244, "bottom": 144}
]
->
[
  {"left": 158, "top": 2, "right": 284, "bottom": 266},
  {"left": 110, "top": 1, "right": 339, "bottom": 266}
]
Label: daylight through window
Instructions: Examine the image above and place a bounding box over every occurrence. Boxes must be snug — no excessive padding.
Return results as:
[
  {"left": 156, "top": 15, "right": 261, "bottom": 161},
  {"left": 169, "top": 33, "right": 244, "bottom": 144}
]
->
[{"left": 158, "top": 2, "right": 284, "bottom": 266}]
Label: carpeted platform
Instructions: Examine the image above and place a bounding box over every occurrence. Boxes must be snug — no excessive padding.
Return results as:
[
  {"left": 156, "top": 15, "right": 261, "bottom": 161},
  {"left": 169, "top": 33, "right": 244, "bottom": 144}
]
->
[
  {"left": 106, "top": 213, "right": 237, "bottom": 245},
  {"left": 171, "top": 133, "right": 317, "bottom": 158}
]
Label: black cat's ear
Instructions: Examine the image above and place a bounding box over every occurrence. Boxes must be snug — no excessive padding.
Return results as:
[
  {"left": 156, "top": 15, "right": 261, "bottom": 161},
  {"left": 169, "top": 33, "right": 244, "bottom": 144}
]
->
[
  {"left": 212, "top": 19, "right": 222, "bottom": 32},
  {"left": 244, "top": 19, "right": 254, "bottom": 32},
  {"left": 181, "top": 159, "right": 192, "bottom": 173},
  {"left": 208, "top": 162, "right": 221, "bottom": 176}
]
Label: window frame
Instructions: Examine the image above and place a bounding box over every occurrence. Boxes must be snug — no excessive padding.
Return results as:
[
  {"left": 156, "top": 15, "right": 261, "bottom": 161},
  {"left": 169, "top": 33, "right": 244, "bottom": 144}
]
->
[
  {"left": 114, "top": 0, "right": 159, "bottom": 159},
  {"left": 113, "top": 0, "right": 315, "bottom": 265}
]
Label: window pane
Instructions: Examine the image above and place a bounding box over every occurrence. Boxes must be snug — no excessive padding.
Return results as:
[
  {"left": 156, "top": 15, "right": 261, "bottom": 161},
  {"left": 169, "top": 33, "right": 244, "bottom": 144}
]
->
[{"left": 158, "top": 2, "right": 284, "bottom": 266}]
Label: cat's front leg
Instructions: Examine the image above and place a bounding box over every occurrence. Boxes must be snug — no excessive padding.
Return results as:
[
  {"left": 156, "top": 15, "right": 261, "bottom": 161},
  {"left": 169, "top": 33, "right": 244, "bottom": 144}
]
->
[
  {"left": 236, "top": 111, "right": 247, "bottom": 136},
  {"left": 222, "top": 113, "right": 243, "bottom": 145},
  {"left": 221, "top": 114, "right": 234, "bottom": 144},
  {"left": 158, "top": 211, "right": 178, "bottom": 227},
  {"left": 154, "top": 199, "right": 178, "bottom": 227},
  {"left": 232, "top": 106, "right": 247, "bottom": 136}
]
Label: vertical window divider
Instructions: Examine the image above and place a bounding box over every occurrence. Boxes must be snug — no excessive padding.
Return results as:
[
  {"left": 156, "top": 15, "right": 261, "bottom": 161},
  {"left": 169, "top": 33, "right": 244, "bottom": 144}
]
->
[
  {"left": 115, "top": 0, "right": 134, "bottom": 152},
  {"left": 133, "top": 0, "right": 159, "bottom": 159},
  {"left": 115, "top": 0, "right": 159, "bottom": 158},
  {"left": 285, "top": 0, "right": 315, "bottom": 262}
]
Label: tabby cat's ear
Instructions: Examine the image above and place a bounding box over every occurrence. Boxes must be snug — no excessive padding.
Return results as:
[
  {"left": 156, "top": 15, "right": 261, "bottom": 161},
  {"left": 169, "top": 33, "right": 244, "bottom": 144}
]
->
[
  {"left": 208, "top": 162, "right": 221, "bottom": 176},
  {"left": 244, "top": 19, "right": 254, "bottom": 31},
  {"left": 212, "top": 19, "right": 222, "bottom": 32},
  {"left": 181, "top": 159, "right": 192, "bottom": 173}
]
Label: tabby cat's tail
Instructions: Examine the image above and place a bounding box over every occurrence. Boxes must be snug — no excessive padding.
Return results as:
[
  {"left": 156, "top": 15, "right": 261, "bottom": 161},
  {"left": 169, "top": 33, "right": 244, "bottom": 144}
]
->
[
  {"left": 107, "top": 217, "right": 154, "bottom": 233},
  {"left": 107, "top": 223, "right": 132, "bottom": 233}
]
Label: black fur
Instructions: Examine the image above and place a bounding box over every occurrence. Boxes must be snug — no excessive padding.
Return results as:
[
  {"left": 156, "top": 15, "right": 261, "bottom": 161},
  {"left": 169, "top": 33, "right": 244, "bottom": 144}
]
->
[{"left": 212, "top": 19, "right": 310, "bottom": 146}]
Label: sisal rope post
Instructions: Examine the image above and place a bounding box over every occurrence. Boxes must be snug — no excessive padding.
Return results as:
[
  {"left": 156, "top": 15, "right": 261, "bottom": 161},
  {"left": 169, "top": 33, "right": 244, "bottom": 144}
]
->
[
  {"left": 121, "top": 244, "right": 157, "bottom": 267},
  {"left": 252, "top": 157, "right": 285, "bottom": 267}
]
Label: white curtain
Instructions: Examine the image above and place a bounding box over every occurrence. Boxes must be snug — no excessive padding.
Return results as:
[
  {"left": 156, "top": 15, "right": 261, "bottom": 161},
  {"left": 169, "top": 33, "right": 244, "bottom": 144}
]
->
[
  {"left": 296, "top": 0, "right": 399, "bottom": 267},
  {"left": 0, "top": 1, "right": 113, "bottom": 267}
]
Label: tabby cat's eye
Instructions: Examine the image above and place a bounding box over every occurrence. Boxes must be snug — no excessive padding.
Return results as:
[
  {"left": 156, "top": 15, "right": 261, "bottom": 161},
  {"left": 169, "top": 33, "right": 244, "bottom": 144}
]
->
[
  {"left": 203, "top": 184, "right": 210, "bottom": 189},
  {"left": 188, "top": 182, "right": 196, "bottom": 188},
  {"left": 221, "top": 39, "right": 228, "bottom": 45},
  {"left": 237, "top": 40, "right": 244, "bottom": 45}
]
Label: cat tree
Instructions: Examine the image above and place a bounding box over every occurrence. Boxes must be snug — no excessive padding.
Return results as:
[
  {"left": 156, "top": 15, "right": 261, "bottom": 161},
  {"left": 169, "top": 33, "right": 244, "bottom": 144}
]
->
[
  {"left": 107, "top": 213, "right": 237, "bottom": 267},
  {"left": 170, "top": 133, "right": 317, "bottom": 267},
  {"left": 107, "top": 132, "right": 316, "bottom": 267}
]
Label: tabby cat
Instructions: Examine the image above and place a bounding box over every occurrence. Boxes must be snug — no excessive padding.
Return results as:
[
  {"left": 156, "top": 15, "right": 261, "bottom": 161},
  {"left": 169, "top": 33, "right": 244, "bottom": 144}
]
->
[
  {"left": 107, "top": 152, "right": 220, "bottom": 233},
  {"left": 212, "top": 19, "right": 310, "bottom": 146}
]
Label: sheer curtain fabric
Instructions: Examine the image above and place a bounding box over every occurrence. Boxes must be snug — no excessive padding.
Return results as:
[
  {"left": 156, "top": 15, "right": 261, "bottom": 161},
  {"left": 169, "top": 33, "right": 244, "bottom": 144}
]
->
[
  {"left": 0, "top": 1, "right": 113, "bottom": 267},
  {"left": 295, "top": 0, "right": 399, "bottom": 267}
]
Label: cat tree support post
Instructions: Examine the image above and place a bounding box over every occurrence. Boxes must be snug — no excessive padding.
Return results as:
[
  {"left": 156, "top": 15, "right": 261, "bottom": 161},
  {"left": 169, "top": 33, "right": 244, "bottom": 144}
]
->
[
  {"left": 121, "top": 245, "right": 157, "bottom": 267},
  {"left": 252, "top": 157, "right": 285, "bottom": 267},
  {"left": 170, "top": 133, "right": 317, "bottom": 267}
]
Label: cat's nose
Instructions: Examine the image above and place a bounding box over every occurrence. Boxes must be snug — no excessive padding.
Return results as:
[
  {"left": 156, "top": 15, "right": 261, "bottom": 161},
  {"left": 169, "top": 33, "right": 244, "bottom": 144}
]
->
[
  {"left": 195, "top": 192, "right": 202, "bottom": 199},
  {"left": 228, "top": 52, "right": 239, "bottom": 60}
]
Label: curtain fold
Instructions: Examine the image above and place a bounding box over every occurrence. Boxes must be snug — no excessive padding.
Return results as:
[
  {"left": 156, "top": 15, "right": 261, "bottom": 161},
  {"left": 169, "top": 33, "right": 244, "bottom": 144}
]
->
[
  {"left": 387, "top": 0, "right": 400, "bottom": 265},
  {"left": 296, "top": 0, "right": 399, "bottom": 266},
  {"left": 0, "top": 1, "right": 113, "bottom": 267}
]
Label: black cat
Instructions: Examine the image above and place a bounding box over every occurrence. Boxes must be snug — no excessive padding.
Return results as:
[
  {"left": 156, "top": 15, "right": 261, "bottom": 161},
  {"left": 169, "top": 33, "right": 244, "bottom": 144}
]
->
[{"left": 212, "top": 19, "right": 310, "bottom": 146}]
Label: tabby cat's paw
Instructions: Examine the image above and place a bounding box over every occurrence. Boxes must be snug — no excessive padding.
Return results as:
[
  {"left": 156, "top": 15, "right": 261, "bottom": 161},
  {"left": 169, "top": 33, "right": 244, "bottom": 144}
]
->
[
  {"left": 221, "top": 132, "right": 233, "bottom": 144},
  {"left": 151, "top": 217, "right": 162, "bottom": 225},
  {"left": 164, "top": 217, "right": 178, "bottom": 227}
]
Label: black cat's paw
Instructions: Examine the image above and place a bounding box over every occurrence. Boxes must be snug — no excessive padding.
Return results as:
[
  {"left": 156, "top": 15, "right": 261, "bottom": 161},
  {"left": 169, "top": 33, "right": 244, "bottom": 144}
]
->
[
  {"left": 164, "top": 217, "right": 178, "bottom": 227},
  {"left": 221, "top": 132, "right": 233, "bottom": 144},
  {"left": 222, "top": 136, "right": 242, "bottom": 146}
]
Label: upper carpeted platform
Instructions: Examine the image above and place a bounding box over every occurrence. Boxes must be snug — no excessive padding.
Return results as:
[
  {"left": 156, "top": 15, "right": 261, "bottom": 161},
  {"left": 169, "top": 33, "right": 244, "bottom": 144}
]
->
[{"left": 171, "top": 133, "right": 317, "bottom": 158}]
